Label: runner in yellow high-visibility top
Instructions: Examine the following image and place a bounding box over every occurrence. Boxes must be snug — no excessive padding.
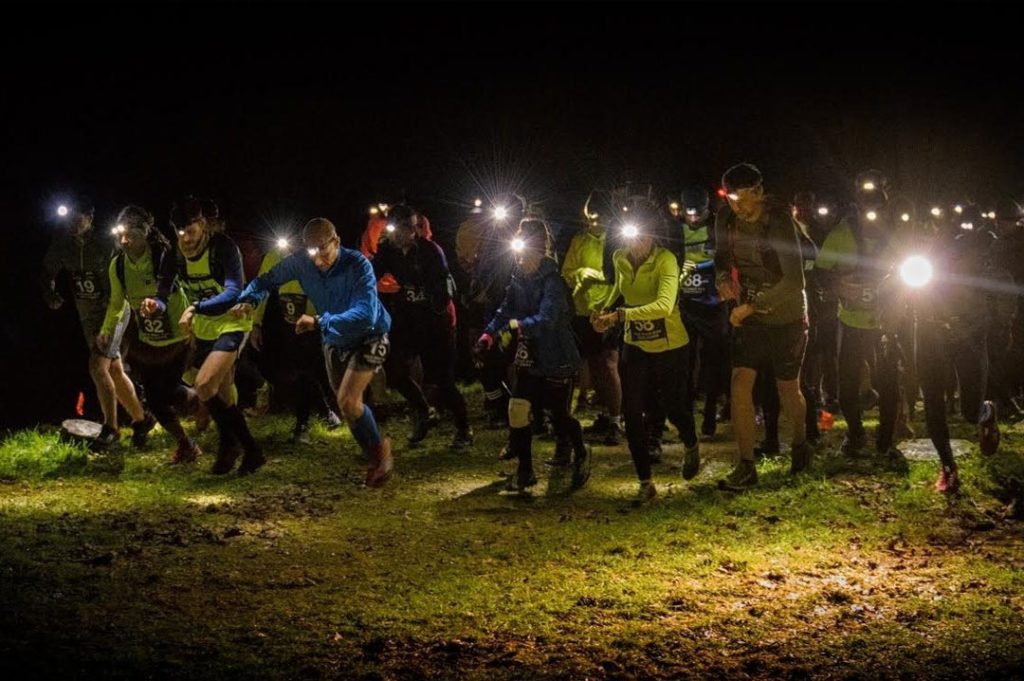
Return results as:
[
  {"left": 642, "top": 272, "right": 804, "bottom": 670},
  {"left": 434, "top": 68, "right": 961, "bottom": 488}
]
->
[
  {"left": 713, "top": 163, "right": 812, "bottom": 491},
  {"left": 815, "top": 170, "right": 908, "bottom": 469},
  {"left": 561, "top": 194, "right": 623, "bottom": 447},
  {"left": 99, "top": 205, "right": 200, "bottom": 464},
  {"left": 41, "top": 195, "right": 148, "bottom": 450},
  {"left": 172, "top": 197, "right": 263, "bottom": 476},
  {"left": 592, "top": 194, "right": 699, "bottom": 503},
  {"left": 252, "top": 239, "right": 341, "bottom": 444}
]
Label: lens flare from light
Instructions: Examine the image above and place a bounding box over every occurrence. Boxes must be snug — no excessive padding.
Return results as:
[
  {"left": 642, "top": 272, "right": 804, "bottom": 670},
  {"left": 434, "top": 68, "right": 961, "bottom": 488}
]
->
[
  {"left": 900, "top": 256, "right": 933, "bottom": 288},
  {"left": 865, "top": 210, "right": 878, "bottom": 222},
  {"left": 862, "top": 181, "right": 876, "bottom": 191},
  {"left": 369, "top": 206, "right": 379, "bottom": 216},
  {"left": 930, "top": 207, "right": 942, "bottom": 217},
  {"left": 901, "top": 213, "right": 911, "bottom": 222},
  {"left": 960, "top": 221, "right": 974, "bottom": 231},
  {"left": 954, "top": 204, "right": 963, "bottom": 214},
  {"left": 622, "top": 223, "right": 639, "bottom": 239},
  {"left": 57, "top": 205, "right": 69, "bottom": 217},
  {"left": 817, "top": 206, "right": 829, "bottom": 216},
  {"left": 307, "top": 248, "right": 318, "bottom": 257},
  {"left": 473, "top": 198, "right": 482, "bottom": 208},
  {"left": 277, "top": 238, "right": 290, "bottom": 250},
  {"left": 494, "top": 206, "right": 508, "bottom": 220},
  {"left": 385, "top": 223, "right": 396, "bottom": 233},
  {"left": 669, "top": 202, "right": 680, "bottom": 211},
  {"left": 511, "top": 238, "right": 525, "bottom": 252},
  {"left": 726, "top": 192, "right": 739, "bottom": 201},
  {"left": 685, "top": 208, "right": 697, "bottom": 216},
  {"left": 111, "top": 224, "right": 126, "bottom": 236}
]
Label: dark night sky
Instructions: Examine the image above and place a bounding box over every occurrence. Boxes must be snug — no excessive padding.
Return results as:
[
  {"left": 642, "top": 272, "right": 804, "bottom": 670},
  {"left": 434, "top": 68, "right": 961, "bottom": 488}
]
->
[{"left": 2, "top": 4, "right": 1023, "bottom": 428}]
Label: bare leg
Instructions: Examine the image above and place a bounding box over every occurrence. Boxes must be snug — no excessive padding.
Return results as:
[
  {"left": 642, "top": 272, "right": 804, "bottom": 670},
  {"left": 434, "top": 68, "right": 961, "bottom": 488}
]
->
[{"left": 731, "top": 367, "right": 758, "bottom": 462}]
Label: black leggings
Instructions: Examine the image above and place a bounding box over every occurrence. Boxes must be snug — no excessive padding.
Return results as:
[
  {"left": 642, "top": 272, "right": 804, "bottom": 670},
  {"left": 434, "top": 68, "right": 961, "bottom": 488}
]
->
[
  {"left": 838, "top": 324, "right": 900, "bottom": 451},
  {"left": 620, "top": 344, "right": 696, "bottom": 482},
  {"left": 286, "top": 331, "right": 337, "bottom": 427},
  {"left": 917, "top": 321, "right": 987, "bottom": 468},
  {"left": 387, "top": 323, "right": 469, "bottom": 430},
  {"left": 131, "top": 343, "right": 190, "bottom": 445},
  {"left": 683, "top": 303, "right": 730, "bottom": 435},
  {"left": 508, "top": 369, "right": 585, "bottom": 482}
]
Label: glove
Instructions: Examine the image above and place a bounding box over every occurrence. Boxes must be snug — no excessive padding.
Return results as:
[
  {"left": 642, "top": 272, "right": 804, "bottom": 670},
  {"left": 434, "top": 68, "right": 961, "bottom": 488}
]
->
[
  {"left": 378, "top": 273, "right": 400, "bottom": 294},
  {"left": 472, "top": 333, "right": 494, "bottom": 369}
]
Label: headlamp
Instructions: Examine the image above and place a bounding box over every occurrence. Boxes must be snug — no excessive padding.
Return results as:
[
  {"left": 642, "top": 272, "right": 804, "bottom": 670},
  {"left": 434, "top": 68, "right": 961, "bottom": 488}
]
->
[{"left": 899, "top": 255, "right": 933, "bottom": 288}]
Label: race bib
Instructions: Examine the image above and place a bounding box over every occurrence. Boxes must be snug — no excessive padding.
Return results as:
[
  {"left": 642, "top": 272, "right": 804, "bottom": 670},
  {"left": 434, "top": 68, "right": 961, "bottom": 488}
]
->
[
  {"left": 627, "top": 318, "right": 668, "bottom": 342},
  {"left": 136, "top": 309, "right": 173, "bottom": 342},
  {"left": 680, "top": 271, "right": 713, "bottom": 298},
  {"left": 839, "top": 276, "right": 878, "bottom": 312},
  {"left": 403, "top": 286, "right": 427, "bottom": 304},
  {"left": 512, "top": 337, "right": 536, "bottom": 368},
  {"left": 279, "top": 293, "right": 308, "bottom": 325},
  {"left": 361, "top": 335, "right": 390, "bottom": 366},
  {"left": 72, "top": 271, "right": 102, "bottom": 301}
]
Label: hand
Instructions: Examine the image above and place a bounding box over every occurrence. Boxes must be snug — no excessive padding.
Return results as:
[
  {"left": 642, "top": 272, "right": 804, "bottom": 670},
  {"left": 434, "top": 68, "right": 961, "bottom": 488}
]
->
[
  {"left": 46, "top": 295, "right": 64, "bottom": 310},
  {"left": 591, "top": 311, "right": 618, "bottom": 333},
  {"left": 378, "top": 273, "right": 401, "bottom": 294},
  {"left": 230, "top": 302, "right": 254, "bottom": 319},
  {"left": 178, "top": 305, "right": 195, "bottom": 335},
  {"left": 139, "top": 298, "right": 162, "bottom": 318},
  {"left": 497, "top": 327, "right": 518, "bottom": 351},
  {"left": 729, "top": 303, "right": 755, "bottom": 328},
  {"left": 295, "top": 314, "right": 317, "bottom": 335},
  {"left": 250, "top": 324, "right": 263, "bottom": 351},
  {"left": 474, "top": 333, "right": 494, "bottom": 352},
  {"left": 717, "top": 279, "right": 739, "bottom": 302},
  {"left": 577, "top": 268, "right": 605, "bottom": 286},
  {"left": 96, "top": 333, "right": 111, "bottom": 352}
]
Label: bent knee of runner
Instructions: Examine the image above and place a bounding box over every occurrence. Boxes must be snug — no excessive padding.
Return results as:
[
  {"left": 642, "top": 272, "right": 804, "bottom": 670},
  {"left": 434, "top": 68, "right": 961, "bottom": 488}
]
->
[{"left": 338, "top": 392, "right": 365, "bottom": 422}]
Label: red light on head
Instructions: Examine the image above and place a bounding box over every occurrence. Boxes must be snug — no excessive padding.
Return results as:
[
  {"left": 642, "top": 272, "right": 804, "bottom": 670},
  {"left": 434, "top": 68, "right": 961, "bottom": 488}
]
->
[{"left": 716, "top": 187, "right": 728, "bottom": 198}]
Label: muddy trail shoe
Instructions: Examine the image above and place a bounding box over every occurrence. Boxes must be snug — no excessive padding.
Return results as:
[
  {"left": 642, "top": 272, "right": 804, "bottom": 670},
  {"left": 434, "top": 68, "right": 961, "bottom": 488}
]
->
[
  {"left": 238, "top": 446, "right": 266, "bottom": 476},
  {"left": 292, "top": 423, "right": 312, "bottom": 445},
  {"left": 131, "top": 413, "right": 157, "bottom": 449},
  {"left": 880, "top": 447, "right": 909, "bottom": 474},
  {"left": 571, "top": 446, "right": 592, "bottom": 490},
  {"left": 789, "top": 441, "right": 813, "bottom": 474},
  {"left": 90, "top": 425, "right": 120, "bottom": 453},
  {"left": 978, "top": 401, "right": 1000, "bottom": 456},
  {"left": 603, "top": 421, "right": 623, "bottom": 446},
  {"left": 682, "top": 443, "right": 701, "bottom": 480},
  {"left": 171, "top": 439, "right": 201, "bottom": 465},
  {"left": 634, "top": 481, "right": 658, "bottom": 505},
  {"left": 366, "top": 437, "right": 394, "bottom": 487},
  {"left": 452, "top": 428, "right": 475, "bottom": 450},
  {"left": 935, "top": 465, "right": 960, "bottom": 494},
  {"left": 718, "top": 460, "right": 758, "bottom": 491}
]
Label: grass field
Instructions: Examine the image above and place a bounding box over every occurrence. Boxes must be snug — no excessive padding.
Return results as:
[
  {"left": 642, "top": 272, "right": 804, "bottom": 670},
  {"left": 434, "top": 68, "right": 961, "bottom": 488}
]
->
[{"left": 2, "top": 392, "right": 1023, "bottom": 679}]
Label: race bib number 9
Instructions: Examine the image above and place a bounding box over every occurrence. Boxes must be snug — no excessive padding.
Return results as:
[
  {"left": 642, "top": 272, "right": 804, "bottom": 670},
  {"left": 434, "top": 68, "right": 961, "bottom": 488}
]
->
[
  {"left": 279, "top": 293, "right": 308, "bottom": 325},
  {"left": 627, "top": 318, "right": 668, "bottom": 342}
]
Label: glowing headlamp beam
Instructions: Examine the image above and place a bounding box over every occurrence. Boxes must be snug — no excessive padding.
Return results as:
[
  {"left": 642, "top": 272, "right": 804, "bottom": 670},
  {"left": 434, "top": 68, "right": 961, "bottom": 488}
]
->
[{"left": 900, "top": 255, "right": 933, "bottom": 288}]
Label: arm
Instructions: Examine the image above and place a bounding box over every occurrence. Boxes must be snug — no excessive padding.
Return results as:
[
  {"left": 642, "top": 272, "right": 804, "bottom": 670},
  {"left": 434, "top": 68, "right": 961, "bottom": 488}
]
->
[
  {"left": 194, "top": 237, "right": 246, "bottom": 316},
  {"left": 237, "top": 251, "right": 304, "bottom": 308},
  {"left": 318, "top": 253, "right": 384, "bottom": 346},
  {"left": 100, "top": 258, "right": 128, "bottom": 337},
  {"left": 251, "top": 252, "right": 278, "bottom": 325},
  {"left": 622, "top": 251, "right": 680, "bottom": 322},
  {"left": 40, "top": 238, "right": 65, "bottom": 307},
  {"left": 518, "top": 273, "right": 570, "bottom": 338},
  {"left": 484, "top": 280, "right": 515, "bottom": 337},
  {"left": 749, "top": 214, "right": 806, "bottom": 315}
]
